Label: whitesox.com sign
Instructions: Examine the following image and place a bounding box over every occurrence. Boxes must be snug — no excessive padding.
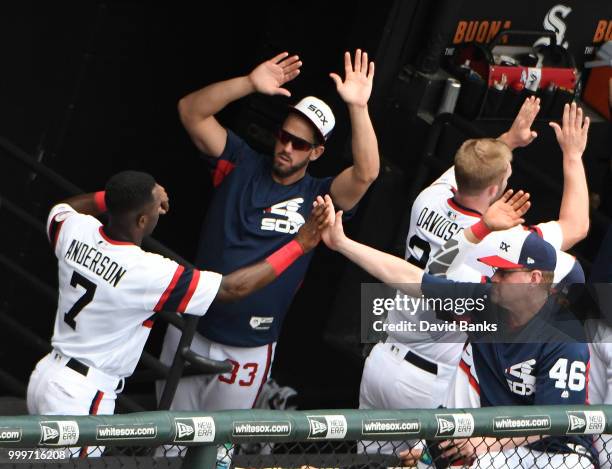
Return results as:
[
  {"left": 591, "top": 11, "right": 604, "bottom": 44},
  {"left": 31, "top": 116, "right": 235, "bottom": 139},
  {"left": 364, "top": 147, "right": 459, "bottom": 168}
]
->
[{"left": 493, "top": 415, "right": 551, "bottom": 433}]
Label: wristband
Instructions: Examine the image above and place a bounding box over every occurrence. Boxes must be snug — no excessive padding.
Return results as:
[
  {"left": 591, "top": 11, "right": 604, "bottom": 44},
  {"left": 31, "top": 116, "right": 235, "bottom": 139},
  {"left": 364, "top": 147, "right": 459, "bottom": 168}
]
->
[
  {"left": 266, "top": 240, "right": 304, "bottom": 276},
  {"left": 470, "top": 220, "right": 492, "bottom": 241},
  {"left": 94, "top": 191, "right": 107, "bottom": 212}
]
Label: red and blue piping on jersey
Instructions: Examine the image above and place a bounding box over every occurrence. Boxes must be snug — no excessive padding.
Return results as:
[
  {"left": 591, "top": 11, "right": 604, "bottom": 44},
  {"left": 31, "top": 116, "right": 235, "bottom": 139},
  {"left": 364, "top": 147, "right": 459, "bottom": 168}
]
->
[
  {"left": 98, "top": 227, "right": 134, "bottom": 246},
  {"left": 252, "top": 343, "right": 273, "bottom": 408},
  {"left": 142, "top": 314, "right": 155, "bottom": 328},
  {"left": 447, "top": 197, "right": 482, "bottom": 217},
  {"left": 212, "top": 160, "right": 236, "bottom": 187},
  {"left": 154, "top": 265, "right": 200, "bottom": 314},
  {"left": 459, "top": 357, "right": 481, "bottom": 395},
  {"left": 48, "top": 216, "right": 66, "bottom": 249},
  {"left": 524, "top": 224, "right": 544, "bottom": 238},
  {"left": 79, "top": 390, "right": 104, "bottom": 458}
]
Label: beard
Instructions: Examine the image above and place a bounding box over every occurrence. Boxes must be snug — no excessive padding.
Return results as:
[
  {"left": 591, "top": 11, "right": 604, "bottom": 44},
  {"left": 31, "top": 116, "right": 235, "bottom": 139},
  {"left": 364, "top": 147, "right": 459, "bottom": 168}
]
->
[{"left": 272, "top": 153, "right": 310, "bottom": 178}]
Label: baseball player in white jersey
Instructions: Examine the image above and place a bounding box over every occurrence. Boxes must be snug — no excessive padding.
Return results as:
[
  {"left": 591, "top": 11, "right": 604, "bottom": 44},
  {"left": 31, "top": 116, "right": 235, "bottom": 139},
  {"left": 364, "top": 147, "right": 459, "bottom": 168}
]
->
[
  {"left": 585, "top": 231, "right": 612, "bottom": 468},
  {"left": 359, "top": 101, "right": 590, "bottom": 456},
  {"left": 27, "top": 170, "right": 330, "bottom": 456}
]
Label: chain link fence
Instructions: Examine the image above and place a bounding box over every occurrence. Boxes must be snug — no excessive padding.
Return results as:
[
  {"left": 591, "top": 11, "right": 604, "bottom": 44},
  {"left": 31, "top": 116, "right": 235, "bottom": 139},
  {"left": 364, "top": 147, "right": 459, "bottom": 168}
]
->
[{"left": 0, "top": 438, "right": 606, "bottom": 468}]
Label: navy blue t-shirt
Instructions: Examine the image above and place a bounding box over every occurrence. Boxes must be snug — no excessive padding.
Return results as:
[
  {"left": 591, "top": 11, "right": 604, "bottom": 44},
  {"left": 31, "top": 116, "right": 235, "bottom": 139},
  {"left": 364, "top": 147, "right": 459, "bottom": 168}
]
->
[
  {"left": 422, "top": 274, "right": 594, "bottom": 461},
  {"left": 195, "top": 130, "right": 333, "bottom": 346}
]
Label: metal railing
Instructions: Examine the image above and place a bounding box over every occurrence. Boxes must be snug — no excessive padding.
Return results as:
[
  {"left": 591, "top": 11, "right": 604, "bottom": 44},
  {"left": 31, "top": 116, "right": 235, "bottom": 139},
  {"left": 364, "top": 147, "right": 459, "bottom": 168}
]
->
[{"left": 2, "top": 405, "right": 610, "bottom": 468}]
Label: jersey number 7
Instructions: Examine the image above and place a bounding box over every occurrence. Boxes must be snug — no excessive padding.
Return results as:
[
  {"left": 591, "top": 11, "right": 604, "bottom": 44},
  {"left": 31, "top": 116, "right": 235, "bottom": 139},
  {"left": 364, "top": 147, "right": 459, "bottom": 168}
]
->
[{"left": 64, "top": 271, "right": 97, "bottom": 330}]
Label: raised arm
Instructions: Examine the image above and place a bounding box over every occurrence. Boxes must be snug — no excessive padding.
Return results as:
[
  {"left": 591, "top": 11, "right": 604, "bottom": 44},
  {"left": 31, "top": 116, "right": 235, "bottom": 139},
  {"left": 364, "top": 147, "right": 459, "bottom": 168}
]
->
[
  {"left": 329, "top": 50, "right": 379, "bottom": 210},
  {"left": 550, "top": 102, "right": 590, "bottom": 250},
  {"left": 320, "top": 190, "right": 530, "bottom": 295},
  {"left": 215, "top": 198, "right": 328, "bottom": 302},
  {"left": 58, "top": 187, "right": 170, "bottom": 217},
  {"left": 178, "top": 52, "right": 302, "bottom": 157},
  {"left": 497, "top": 96, "right": 540, "bottom": 150}
]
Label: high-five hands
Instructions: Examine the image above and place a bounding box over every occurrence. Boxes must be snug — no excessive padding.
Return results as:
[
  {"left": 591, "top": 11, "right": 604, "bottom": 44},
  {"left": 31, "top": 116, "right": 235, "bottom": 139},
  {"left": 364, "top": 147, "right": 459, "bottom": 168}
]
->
[
  {"left": 329, "top": 49, "right": 375, "bottom": 108},
  {"left": 549, "top": 102, "right": 590, "bottom": 161},
  {"left": 248, "top": 52, "right": 302, "bottom": 97},
  {"left": 481, "top": 189, "right": 531, "bottom": 232}
]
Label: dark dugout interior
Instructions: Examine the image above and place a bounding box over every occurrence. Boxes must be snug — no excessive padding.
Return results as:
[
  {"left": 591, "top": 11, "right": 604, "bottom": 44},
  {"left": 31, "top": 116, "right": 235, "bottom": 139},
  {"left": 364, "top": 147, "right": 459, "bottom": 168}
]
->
[{"left": 0, "top": 0, "right": 611, "bottom": 410}]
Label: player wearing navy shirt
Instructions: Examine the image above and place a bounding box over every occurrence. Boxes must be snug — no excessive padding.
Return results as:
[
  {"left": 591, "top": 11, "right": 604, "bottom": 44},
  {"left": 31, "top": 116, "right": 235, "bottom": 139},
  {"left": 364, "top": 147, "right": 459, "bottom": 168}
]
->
[
  {"left": 317, "top": 190, "right": 594, "bottom": 468},
  {"left": 157, "top": 49, "right": 379, "bottom": 435},
  {"left": 421, "top": 238, "right": 594, "bottom": 467},
  {"left": 193, "top": 129, "right": 332, "bottom": 346}
]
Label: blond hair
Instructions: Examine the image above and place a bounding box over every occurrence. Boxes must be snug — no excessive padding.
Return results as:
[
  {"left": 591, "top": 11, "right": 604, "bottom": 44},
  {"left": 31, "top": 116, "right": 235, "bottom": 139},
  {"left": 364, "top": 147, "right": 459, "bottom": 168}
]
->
[{"left": 454, "top": 138, "right": 513, "bottom": 195}]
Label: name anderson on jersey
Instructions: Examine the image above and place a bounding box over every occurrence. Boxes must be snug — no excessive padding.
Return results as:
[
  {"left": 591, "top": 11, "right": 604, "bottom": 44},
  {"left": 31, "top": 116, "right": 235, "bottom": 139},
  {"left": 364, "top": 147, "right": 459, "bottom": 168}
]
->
[
  {"left": 64, "top": 239, "right": 127, "bottom": 287},
  {"left": 416, "top": 206, "right": 461, "bottom": 241}
]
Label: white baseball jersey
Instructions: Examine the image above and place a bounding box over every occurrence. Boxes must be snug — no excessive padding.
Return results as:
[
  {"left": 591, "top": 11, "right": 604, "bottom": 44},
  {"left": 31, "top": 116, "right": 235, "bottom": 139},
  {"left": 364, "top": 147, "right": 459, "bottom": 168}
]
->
[
  {"left": 46, "top": 204, "right": 222, "bottom": 378},
  {"left": 384, "top": 167, "right": 482, "bottom": 363},
  {"left": 386, "top": 167, "right": 576, "bottom": 363}
]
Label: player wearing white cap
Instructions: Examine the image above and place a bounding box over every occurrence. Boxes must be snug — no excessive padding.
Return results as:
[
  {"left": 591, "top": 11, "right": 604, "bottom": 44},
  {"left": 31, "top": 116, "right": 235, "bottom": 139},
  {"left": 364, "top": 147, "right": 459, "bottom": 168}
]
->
[
  {"left": 158, "top": 49, "right": 379, "bottom": 437},
  {"left": 28, "top": 170, "right": 329, "bottom": 456}
]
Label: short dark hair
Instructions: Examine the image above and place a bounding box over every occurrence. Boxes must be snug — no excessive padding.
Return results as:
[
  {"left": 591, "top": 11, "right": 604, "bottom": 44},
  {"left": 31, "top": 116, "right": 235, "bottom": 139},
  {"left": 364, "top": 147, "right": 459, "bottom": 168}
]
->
[{"left": 105, "top": 170, "right": 156, "bottom": 214}]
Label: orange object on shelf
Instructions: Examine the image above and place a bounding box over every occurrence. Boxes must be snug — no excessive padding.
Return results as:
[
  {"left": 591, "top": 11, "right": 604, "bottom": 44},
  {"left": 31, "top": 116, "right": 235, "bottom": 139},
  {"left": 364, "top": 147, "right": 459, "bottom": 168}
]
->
[{"left": 583, "top": 67, "right": 612, "bottom": 120}]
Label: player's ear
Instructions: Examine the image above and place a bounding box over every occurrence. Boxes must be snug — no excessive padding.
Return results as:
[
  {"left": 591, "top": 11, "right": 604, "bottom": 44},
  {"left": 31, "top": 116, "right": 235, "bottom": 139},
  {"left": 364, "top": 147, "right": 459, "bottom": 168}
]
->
[
  {"left": 487, "top": 183, "right": 500, "bottom": 201},
  {"left": 137, "top": 213, "right": 147, "bottom": 229},
  {"left": 530, "top": 270, "right": 543, "bottom": 284},
  {"left": 309, "top": 145, "right": 325, "bottom": 162}
]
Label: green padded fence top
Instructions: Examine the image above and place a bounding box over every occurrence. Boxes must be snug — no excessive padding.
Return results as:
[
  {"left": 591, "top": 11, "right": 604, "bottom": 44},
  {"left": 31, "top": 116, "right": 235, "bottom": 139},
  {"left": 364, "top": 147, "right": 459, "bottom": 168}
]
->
[{"left": 0, "top": 406, "right": 610, "bottom": 448}]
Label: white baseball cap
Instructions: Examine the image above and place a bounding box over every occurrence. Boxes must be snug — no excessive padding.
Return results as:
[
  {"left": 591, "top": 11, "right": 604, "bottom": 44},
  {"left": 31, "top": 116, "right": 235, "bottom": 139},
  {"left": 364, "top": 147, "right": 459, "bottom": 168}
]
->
[{"left": 290, "top": 96, "right": 335, "bottom": 141}]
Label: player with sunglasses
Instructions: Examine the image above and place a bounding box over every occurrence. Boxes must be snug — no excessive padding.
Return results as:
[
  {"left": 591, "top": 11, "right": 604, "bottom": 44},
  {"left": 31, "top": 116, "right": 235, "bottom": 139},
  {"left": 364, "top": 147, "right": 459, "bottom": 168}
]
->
[{"left": 157, "top": 49, "right": 379, "bottom": 445}]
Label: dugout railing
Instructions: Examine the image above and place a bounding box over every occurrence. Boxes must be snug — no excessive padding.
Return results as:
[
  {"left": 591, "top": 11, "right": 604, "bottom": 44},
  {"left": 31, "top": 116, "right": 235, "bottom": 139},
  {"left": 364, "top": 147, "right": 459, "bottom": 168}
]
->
[
  {"left": 1, "top": 406, "right": 610, "bottom": 468},
  {"left": 0, "top": 135, "right": 232, "bottom": 412}
]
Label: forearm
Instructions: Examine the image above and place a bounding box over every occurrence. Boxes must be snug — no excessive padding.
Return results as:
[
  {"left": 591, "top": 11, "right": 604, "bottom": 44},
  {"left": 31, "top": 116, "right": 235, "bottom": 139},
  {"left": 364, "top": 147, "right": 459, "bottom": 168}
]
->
[
  {"left": 178, "top": 76, "right": 255, "bottom": 125},
  {"left": 558, "top": 156, "right": 590, "bottom": 250},
  {"left": 336, "top": 236, "right": 423, "bottom": 295},
  {"left": 216, "top": 239, "right": 304, "bottom": 302},
  {"left": 61, "top": 192, "right": 106, "bottom": 216},
  {"left": 216, "top": 262, "right": 276, "bottom": 303},
  {"left": 348, "top": 104, "right": 379, "bottom": 184}
]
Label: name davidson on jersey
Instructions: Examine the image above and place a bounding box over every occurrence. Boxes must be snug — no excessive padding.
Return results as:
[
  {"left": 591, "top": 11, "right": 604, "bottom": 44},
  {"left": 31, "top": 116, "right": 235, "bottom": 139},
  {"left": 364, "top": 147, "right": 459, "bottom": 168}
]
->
[
  {"left": 416, "top": 206, "right": 461, "bottom": 241},
  {"left": 64, "top": 239, "right": 127, "bottom": 287}
]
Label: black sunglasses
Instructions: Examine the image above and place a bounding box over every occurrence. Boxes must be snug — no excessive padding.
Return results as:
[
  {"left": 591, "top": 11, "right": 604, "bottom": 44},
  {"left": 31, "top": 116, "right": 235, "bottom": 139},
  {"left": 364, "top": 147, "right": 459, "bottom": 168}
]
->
[{"left": 276, "top": 129, "right": 317, "bottom": 152}]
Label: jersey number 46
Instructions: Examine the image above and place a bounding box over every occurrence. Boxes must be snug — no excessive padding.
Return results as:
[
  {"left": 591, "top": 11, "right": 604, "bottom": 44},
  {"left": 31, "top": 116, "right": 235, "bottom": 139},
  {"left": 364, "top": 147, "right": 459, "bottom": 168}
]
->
[{"left": 549, "top": 358, "right": 586, "bottom": 391}]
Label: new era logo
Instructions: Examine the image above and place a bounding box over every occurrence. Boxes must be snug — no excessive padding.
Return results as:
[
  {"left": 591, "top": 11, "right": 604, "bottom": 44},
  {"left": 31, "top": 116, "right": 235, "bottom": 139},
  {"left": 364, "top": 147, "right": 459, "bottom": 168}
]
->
[
  {"left": 176, "top": 422, "right": 194, "bottom": 440},
  {"left": 435, "top": 414, "right": 474, "bottom": 438},
  {"left": 309, "top": 419, "right": 327, "bottom": 436},
  {"left": 39, "top": 421, "right": 79, "bottom": 446},
  {"left": 41, "top": 425, "right": 59, "bottom": 443},
  {"left": 437, "top": 418, "right": 455, "bottom": 435},
  {"left": 173, "top": 417, "right": 215, "bottom": 443},
  {"left": 527, "top": 257, "right": 535, "bottom": 264},
  {"left": 569, "top": 415, "right": 586, "bottom": 432},
  {"left": 567, "top": 411, "right": 605, "bottom": 434}
]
